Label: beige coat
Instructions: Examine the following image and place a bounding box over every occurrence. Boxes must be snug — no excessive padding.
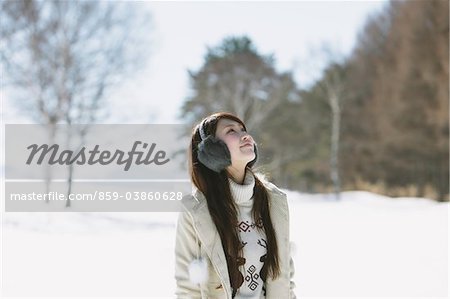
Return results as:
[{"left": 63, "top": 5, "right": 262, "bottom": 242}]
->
[{"left": 175, "top": 180, "right": 297, "bottom": 298}]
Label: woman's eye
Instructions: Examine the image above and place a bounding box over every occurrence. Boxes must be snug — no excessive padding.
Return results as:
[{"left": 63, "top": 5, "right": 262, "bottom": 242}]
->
[{"left": 227, "top": 127, "right": 245, "bottom": 134}]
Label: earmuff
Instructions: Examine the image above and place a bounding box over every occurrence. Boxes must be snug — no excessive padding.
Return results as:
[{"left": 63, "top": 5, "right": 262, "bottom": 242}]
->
[{"left": 196, "top": 117, "right": 258, "bottom": 173}]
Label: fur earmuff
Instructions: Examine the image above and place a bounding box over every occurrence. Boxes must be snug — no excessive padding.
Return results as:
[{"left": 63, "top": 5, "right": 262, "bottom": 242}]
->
[
  {"left": 196, "top": 116, "right": 258, "bottom": 172},
  {"left": 197, "top": 135, "right": 232, "bottom": 173}
]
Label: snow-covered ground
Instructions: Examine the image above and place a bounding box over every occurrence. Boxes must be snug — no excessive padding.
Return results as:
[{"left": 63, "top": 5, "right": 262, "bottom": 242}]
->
[{"left": 1, "top": 190, "right": 448, "bottom": 298}]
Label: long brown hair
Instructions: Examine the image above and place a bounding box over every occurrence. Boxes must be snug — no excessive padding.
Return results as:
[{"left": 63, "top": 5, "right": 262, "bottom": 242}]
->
[{"left": 188, "top": 112, "right": 280, "bottom": 295}]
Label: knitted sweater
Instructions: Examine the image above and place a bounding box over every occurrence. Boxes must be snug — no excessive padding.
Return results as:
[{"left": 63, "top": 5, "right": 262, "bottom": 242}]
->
[{"left": 228, "top": 172, "right": 267, "bottom": 299}]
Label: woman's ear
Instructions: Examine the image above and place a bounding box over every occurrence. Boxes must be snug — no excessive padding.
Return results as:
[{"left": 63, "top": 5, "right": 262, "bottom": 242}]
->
[{"left": 197, "top": 135, "right": 232, "bottom": 172}]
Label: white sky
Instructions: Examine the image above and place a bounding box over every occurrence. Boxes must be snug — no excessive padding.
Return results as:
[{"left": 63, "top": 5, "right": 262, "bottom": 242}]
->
[{"left": 2, "top": 1, "right": 388, "bottom": 124}]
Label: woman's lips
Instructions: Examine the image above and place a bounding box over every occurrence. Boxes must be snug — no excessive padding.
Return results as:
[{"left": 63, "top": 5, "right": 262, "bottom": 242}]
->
[{"left": 240, "top": 143, "right": 253, "bottom": 148}]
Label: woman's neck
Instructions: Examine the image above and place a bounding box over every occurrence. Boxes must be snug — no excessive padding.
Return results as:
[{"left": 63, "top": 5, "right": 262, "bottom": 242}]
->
[{"left": 227, "top": 165, "right": 246, "bottom": 184}]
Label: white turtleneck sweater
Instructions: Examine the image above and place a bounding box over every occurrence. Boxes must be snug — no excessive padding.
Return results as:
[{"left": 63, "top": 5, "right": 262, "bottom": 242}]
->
[{"left": 228, "top": 172, "right": 267, "bottom": 299}]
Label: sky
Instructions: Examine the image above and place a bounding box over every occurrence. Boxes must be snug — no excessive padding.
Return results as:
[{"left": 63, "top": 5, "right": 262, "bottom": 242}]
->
[{"left": 2, "top": 0, "right": 389, "bottom": 124}]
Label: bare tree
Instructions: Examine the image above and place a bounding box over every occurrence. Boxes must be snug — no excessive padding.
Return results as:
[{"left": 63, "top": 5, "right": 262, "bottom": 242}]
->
[
  {"left": 320, "top": 63, "right": 346, "bottom": 200},
  {"left": 298, "top": 44, "right": 348, "bottom": 199},
  {"left": 1, "top": 0, "right": 152, "bottom": 123},
  {"left": 1, "top": 0, "right": 153, "bottom": 205}
]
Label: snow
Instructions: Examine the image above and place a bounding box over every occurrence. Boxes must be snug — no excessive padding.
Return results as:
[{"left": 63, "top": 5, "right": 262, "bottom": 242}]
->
[{"left": 1, "top": 190, "right": 448, "bottom": 298}]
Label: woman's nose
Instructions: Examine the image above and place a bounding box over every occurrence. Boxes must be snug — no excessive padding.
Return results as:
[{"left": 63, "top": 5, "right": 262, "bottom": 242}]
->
[{"left": 242, "top": 133, "right": 252, "bottom": 142}]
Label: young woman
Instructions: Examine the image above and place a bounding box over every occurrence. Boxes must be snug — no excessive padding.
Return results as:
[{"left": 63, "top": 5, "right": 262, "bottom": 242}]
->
[{"left": 175, "top": 112, "right": 296, "bottom": 299}]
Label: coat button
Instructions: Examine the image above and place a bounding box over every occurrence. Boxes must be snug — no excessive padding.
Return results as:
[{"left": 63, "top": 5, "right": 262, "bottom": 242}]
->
[{"left": 215, "top": 284, "right": 223, "bottom": 290}]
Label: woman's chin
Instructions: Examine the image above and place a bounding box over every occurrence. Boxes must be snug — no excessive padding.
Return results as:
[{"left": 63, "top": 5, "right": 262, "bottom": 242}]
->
[
  {"left": 243, "top": 153, "right": 256, "bottom": 162},
  {"left": 231, "top": 154, "right": 256, "bottom": 166}
]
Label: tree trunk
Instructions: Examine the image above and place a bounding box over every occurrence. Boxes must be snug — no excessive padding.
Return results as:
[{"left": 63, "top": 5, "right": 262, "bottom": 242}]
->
[
  {"left": 45, "top": 123, "right": 57, "bottom": 203},
  {"left": 329, "top": 93, "right": 341, "bottom": 200}
]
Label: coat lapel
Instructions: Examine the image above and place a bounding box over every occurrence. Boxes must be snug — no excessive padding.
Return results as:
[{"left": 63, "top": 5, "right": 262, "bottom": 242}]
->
[
  {"left": 264, "top": 184, "right": 291, "bottom": 298},
  {"left": 188, "top": 190, "right": 233, "bottom": 298}
]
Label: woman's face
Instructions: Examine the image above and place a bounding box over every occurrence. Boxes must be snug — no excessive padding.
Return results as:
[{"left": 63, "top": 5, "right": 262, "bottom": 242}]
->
[{"left": 215, "top": 118, "right": 256, "bottom": 166}]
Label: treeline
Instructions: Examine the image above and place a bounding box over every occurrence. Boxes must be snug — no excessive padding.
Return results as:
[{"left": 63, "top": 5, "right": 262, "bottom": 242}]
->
[
  {"left": 181, "top": 0, "right": 449, "bottom": 201},
  {"left": 341, "top": 0, "right": 449, "bottom": 201}
]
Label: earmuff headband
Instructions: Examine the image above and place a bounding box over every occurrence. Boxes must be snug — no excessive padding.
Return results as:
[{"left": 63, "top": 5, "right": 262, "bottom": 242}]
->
[{"left": 199, "top": 118, "right": 207, "bottom": 140}]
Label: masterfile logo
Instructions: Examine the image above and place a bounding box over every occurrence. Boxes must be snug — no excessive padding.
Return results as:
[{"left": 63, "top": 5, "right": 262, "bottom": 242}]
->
[
  {"left": 5, "top": 124, "right": 188, "bottom": 180},
  {"left": 26, "top": 141, "right": 170, "bottom": 171},
  {"left": 4, "top": 124, "right": 190, "bottom": 212}
]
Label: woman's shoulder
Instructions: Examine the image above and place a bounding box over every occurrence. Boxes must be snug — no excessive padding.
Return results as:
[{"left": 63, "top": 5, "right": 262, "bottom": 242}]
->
[
  {"left": 255, "top": 172, "right": 287, "bottom": 198},
  {"left": 180, "top": 188, "right": 207, "bottom": 213},
  {"left": 255, "top": 173, "right": 290, "bottom": 218}
]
